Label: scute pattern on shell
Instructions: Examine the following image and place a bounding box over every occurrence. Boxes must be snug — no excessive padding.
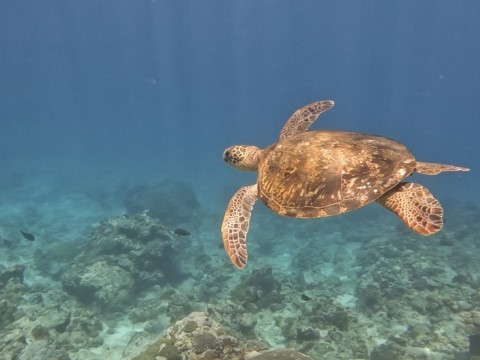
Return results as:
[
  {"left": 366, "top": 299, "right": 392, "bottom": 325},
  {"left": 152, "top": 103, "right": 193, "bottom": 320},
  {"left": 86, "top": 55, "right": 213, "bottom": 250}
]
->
[{"left": 258, "top": 130, "right": 416, "bottom": 218}]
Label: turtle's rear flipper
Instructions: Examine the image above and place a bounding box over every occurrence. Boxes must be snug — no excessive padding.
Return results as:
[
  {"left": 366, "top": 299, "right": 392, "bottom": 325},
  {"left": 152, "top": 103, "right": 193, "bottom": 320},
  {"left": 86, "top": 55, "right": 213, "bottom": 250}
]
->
[
  {"left": 416, "top": 161, "right": 470, "bottom": 175},
  {"left": 377, "top": 182, "right": 443, "bottom": 235}
]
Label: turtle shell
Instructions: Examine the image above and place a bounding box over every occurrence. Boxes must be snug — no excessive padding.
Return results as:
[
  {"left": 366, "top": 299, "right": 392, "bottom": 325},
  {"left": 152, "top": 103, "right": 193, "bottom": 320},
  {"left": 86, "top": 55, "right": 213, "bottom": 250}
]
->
[{"left": 257, "top": 130, "right": 416, "bottom": 218}]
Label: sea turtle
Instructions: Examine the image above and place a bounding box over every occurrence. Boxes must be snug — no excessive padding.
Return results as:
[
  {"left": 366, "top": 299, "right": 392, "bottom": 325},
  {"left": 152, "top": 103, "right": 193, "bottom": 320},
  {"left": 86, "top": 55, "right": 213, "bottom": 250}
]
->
[{"left": 221, "top": 100, "right": 469, "bottom": 269}]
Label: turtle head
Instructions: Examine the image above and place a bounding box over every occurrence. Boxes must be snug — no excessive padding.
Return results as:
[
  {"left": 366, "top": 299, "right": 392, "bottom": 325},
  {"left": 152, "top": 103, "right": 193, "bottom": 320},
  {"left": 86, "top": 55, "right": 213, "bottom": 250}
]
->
[{"left": 223, "top": 145, "right": 261, "bottom": 171}]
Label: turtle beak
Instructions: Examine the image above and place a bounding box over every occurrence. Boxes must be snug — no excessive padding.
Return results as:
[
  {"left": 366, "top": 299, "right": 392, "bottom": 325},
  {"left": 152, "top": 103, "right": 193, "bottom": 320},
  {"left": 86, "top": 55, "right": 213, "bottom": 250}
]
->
[{"left": 223, "top": 150, "right": 230, "bottom": 163}]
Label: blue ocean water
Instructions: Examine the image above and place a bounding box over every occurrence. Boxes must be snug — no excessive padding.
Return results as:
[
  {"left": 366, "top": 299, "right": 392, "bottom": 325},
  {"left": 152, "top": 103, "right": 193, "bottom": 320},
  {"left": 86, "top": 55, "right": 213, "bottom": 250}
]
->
[{"left": 0, "top": 1, "right": 479, "bottom": 359}]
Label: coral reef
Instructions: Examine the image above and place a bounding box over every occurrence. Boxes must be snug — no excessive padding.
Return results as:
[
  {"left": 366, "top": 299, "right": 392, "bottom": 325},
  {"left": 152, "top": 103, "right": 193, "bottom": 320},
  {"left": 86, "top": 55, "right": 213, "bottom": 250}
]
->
[
  {"left": 62, "top": 260, "right": 135, "bottom": 308},
  {"left": 460, "top": 311, "right": 480, "bottom": 360},
  {"left": 247, "top": 349, "right": 313, "bottom": 359},
  {"left": 369, "top": 338, "right": 406, "bottom": 360},
  {"left": 461, "top": 311, "right": 480, "bottom": 335},
  {"left": 132, "top": 312, "right": 244, "bottom": 360},
  {"left": 230, "top": 266, "right": 283, "bottom": 309},
  {"left": 1, "top": 196, "right": 478, "bottom": 360},
  {"left": 121, "top": 178, "right": 199, "bottom": 226},
  {"left": 0, "top": 264, "right": 24, "bottom": 286},
  {"left": 0, "top": 264, "right": 26, "bottom": 329},
  {"left": 61, "top": 212, "right": 185, "bottom": 309},
  {"left": 17, "top": 343, "right": 70, "bottom": 360},
  {"left": 133, "top": 312, "right": 313, "bottom": 360},
  {"left": 32, "top": 241, "right": 82, "bottom": 280},
  {"left": 0, "top": 298, "right": 20, "bottom": 329},
  {"left": 0, "top": 261, "right": 106, "bottom": 359}
]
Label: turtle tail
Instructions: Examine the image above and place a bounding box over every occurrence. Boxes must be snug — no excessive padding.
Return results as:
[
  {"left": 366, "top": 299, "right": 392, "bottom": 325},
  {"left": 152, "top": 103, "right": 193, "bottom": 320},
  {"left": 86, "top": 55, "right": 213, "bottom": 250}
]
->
[{"left": 415, "top": 161, "right": 470, "bottom": 175}]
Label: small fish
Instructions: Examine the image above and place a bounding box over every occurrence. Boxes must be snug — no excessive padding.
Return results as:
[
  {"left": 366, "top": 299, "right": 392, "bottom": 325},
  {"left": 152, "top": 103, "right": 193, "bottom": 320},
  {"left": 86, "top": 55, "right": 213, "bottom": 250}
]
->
[
  {"left": 301, "top": 293, "right": 312, "bottom": 301},
  {"left": 174, "top": 228, "right": 190, "bottom": 236},
  {"left": 20, "top": 231, "right": 35, "bottom": 241}
]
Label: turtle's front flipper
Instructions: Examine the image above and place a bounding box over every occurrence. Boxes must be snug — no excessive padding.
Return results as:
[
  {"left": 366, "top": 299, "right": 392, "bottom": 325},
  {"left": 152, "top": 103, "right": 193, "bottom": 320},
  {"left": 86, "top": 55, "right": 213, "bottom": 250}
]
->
[
  {"left": 222, "top": 184, "right": 257, "bottom": 269},
  {"left": 377, "top": 182, "right": 443, "bottom": 235},
  {"left": 416, "top": 161, "right": 470, "bottom": 175},
  {"left": 279, "top": 100, "right": 334, "bottom": 140}
]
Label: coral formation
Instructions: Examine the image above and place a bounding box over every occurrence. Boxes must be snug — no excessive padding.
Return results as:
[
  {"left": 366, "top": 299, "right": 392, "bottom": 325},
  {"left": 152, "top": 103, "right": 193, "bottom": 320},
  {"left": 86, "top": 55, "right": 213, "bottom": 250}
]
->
[
  {"left": 62, "top": 261, "right": 134, "bottom": 308},
  {"left": 122, "top": 179, "right": 199, "bottom": 226},
  {"left": 230, "top": 266, "right": 283, "bottom": 309},
  {"left": 133, "top": 312, "right": 244, "bottom": 360},
  {"left": 0, "top": 299, "right": 18, "bottom": 328},
  {"left": 369, "top": 338, "right": 406, "bottom": 360},
  {"left": 183, "top": 319, "right": 199, "bottom": 333},
  {"left": 17, "top": 343, "right": 70, "bottom": 360},
  {"left": 0, "top": 198, "right": 478, "bottom": 360},
  {"left": 32, "top": 241, "right": 82, "bottom": 280},
  {"left": 247, "top": 349, "right": 313, "bottom": 359},
  {"left": 0, "top": 264, "right": 25, "bottom": 328},
  {"left": 191, "top": 332, "right": 217, "bottom": 353},
  {"left": 61, "top": 212, "right": 184, "bottom": 308},
  {"left": 461, "top": 311, "right": 480, "bottom": 335},
  {"left": 0, "top": 264, "right": 24, "bottom": 286},
  {"left": 133, "top": 312, "right": 314, "bottom": 360}
]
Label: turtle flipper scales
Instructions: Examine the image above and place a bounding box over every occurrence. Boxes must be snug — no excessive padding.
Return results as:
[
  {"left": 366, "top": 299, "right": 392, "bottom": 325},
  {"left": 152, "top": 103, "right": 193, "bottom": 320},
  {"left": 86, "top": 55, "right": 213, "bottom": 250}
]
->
[
  {"left": 415, "top": 161, "right": 470, "bottom": 175},
  {"left": 377, "top": 182, "right": 443, "bottom": 235},
  {"left": 279, "top": 100, "right": 334, "bottom": 140},
  {"left": 222, "top": 184, "right": 257, "bottom": 269}
]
